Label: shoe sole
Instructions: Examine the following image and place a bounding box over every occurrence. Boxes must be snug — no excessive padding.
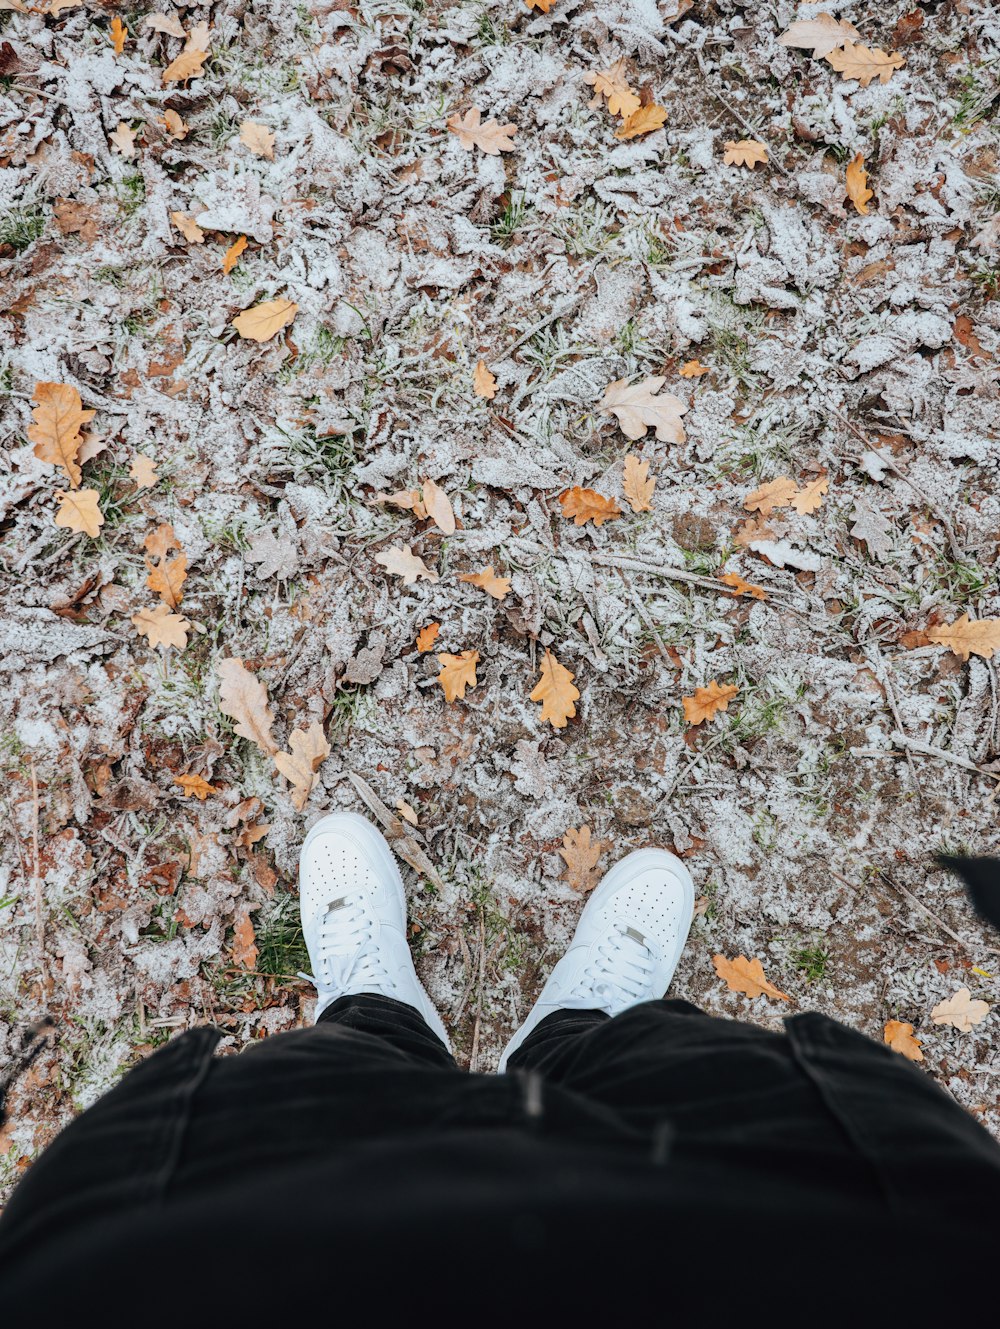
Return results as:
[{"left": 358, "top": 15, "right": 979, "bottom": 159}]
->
[
  {"left": 498, "top": 848, "right": 695, "bottom": 1071},
  {"left": 300, "top": 812, "right": 453, "bottom": 1051}
]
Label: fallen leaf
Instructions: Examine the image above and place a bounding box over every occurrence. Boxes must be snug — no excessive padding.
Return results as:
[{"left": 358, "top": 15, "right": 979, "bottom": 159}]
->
[
  {"left": 239, "top": 120, "right": 275, "bottom": 160},
  {"left": 217, "top": 657, "right": 278, "bottom": 755},
  {"left": 683, "top": 680, "right": 738, "bottom": 725},
  {"left": 600, "top": 376, "right": 687, "bottom": 442},
  {"left": 446, "top": 107, "right": 516, "bottom": 155},
  {"left": 530, "top": 649, "right": 580, "bottom": 729},
  {"left": 109, "top": 121, "right": 137, "bottom": 158},
  {"left": 146, "top": 554, "right": 188, "bottom": 609},
  {"left": 558, "top": 487, "right": 622, "bottom": 527},
  {"left": 723, "top": 139, "right": 768, "bottom": 168},
  {"left": 734, "top": 515, "right": 776, "bottom": 548},
  {"left": 416, "top": 623, "right": 440, "bottom": 651},
  {"left": 583, "top": 59, "right": 641, "bottom": 119},
  {"left": 777, "top": 14, "right": 860, "bottom": 58},
  {"left": 173, "top": 773, "right": 217, "bottom": 800},
  {"left": 930, "top": 986, "right": 991, "bottom": 1033},
  {"left": 145, "top": 12, "right": 186, "bottom": 36},
  {"left": 396, "top": 798, "right": 419, "bottom": 826},
  {"left": 54, "top": 488, "right": 103, "bottom": 537},
  {"left": 161, "top": 108, "right": 189, "bottom": 139},
  {"left": 460, "top": 566, "right": 511, "bottom": 600},
  {"left": 825, "top": 41, "right": 905, "bottom": 87},
  {"left": 422, "top": 478, "right": 456, "bottom": 536},
  {"left": 524, "top": 0, "right": 555, "bottom": 10},
  {"left": 232, "top": 298, "right": 298, "bottom": 342},
  {"left": 719, "top": 572, "right": 767, "bottom": 601},
  {"left": 29, "top": 381, "right": 95, "bottom": 487},
  {"left": 375, "top": 488, "right": 428, "bottom": 519},
  {"left": 622, "top": 455, "right": 655, "bottom": 512},
  {"left": 559, "top": 825, "right": 606, "bottom": 893},
  {"left": 170, "top": 211, "right": 205, "bottom": 244},
  {"left": 744, "top": 477, "right": 797, "bottom": 515},
  {"left": 132, "top": 603, "right": 191, "bottom": 649},
  {"left": 110, "top": 15, "right": 127, "bottom": 54},
  {"left": 53, "top": 199, "right": 98, "bottom": 243},
  {"left": 790, "top": 474, "right": 829, "bottom": 514},
  {"left": 130, "top": 454, "right": 158, "bottom": 488},
  {"left": 231, "top": 905, "right": 258, "bottom": 970},
  {"left": 749, "top": 538, "right": 820, "bottom": 572},
  {"left": 927, "top": 615, "right": 1000, "bottom": 662},
  {"left": 615, "top": 104, "right": 667, "bottom": 140},
  {"left": 679, "top": 359, "right": 710, "bottom": 377},
  {"left": 374, "top": 544, "right": 439, "bottom": 585},
  {"left": 883, "top": 1020, "right": 924, "bottom": 1061},
  {"left": 145, "top": 522, "right": 179, "bottom": 560},
  {"left": 713, "top": 953, "right": 790, "bottom": 1001},
  {"left": 274, "top": 722, "right": 331, "bottom": 811},
  {"left": 162, "top": 25, "right": 210, "bottom": 85},
  {"left": 846, "top": 152, "right": 873, "bottom": 215},
  {"left": 850, "top": 500, "right": 894, "bottom": 560},
  {"left": 473, "top": 359, "right": 496, "bottom": 399},
  {"left": 222, "top": 234, "right": 247, "bottom": 274},
  {"left": 436, "top": 650, "right": 479, "bottom": 702}
]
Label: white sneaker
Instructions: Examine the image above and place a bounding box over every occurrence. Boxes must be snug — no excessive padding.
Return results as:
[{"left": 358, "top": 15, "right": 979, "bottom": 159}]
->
[
  {"left": 298, "top": 812, "right": 451, "bottom": 1050},
  {"left": 498, "top": 848, "right": 695, "bottom": 1071}
]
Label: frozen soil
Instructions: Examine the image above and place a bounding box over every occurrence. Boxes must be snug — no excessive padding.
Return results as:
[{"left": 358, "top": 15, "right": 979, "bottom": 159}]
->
[{"left": 2, "top": 0, "right": 1000, "bottom": 1191}]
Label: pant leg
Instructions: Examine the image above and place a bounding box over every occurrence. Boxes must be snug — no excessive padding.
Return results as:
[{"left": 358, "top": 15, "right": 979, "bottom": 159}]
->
[{"left": 315, "top": 991, "right": 455, "bottom": 1068}]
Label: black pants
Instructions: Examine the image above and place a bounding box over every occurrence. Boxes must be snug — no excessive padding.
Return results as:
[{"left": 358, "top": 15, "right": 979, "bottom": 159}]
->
[{"left": 2, "top": 997, "right": 1000, "bottom": 1318}]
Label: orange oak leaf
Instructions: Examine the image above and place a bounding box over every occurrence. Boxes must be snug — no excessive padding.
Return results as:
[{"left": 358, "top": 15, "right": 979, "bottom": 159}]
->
[
  {"left": 723, "top": 139, "right": 768, "bottom": 168},
  {"left": 170, "top": 211, "right": 204, "bottom": 244},
  {"left": 744, "top": 477, "right": 797, "bottom": 515},
  {"left": 29, "top": 381, "right": 95, "bottom": 487},
  {"left": 132, "top": 603, "right": 191, "bottom": 649},
  {"left": 559, "top": 825, "right": 606, "bottom": 893},
  {"left": 222, "top": 234, "right": 247, "bottom": 274},
  {"left": 232, "top": 298, "right": 298, "bottom": 342},
  {"left": 110, "top": 15, "right": 127, "bottom": 53},
  {"left": 622, "top": 456, "right": 655, "bottom": 513},
  {"left": 734, "top": 515, "right": 776, "bottom": 547},
  {"left": 446, "top": 107, "right": 516, "bottom": 155},
  {"left": 583, "top": 59, "right": 640, "bottom": 119},
  {"left": 416, "top": 622, "right": 440, "bottom": 652},
  {"left": 460, "top": 566, "right": 511, "bottom": 600},
  {"left": 846, "top": 152, "right": 873, "bottom": 215},
  {"left": 239, "top": 120, "right": 275, "bottom": 159},
  {"left": 375, "top": 489, "right": 428, "bottom": 519},
  {"left": 436, "top": 650, "right": 480, "bottom": 702},
  {"left": 713, "top": 953, "right": 790, "bottom": 1001},
  {"left": 825, "top": 41, "right": 904, "bottom": 87},
  {"left": 682, "top": 680, "right": 738, "bottom": 726},
  {"left": 524, "top": 0, "right": 555, "bottom": 11},
  {"left": 145, "top": 522, "right": 179, "bottom": 560},
  {"left": 146, "top": 554, "right": 188, "bottom": 609},
  {"left": 559, "top": 487, "right": 622, "bottom": 527},
  {"left": 679, "top": 359, "right": 710, "bottom": 377},
  {"left": 790, "top": 474, "right": 829, "bottom": 514},
  {"left": 274, "top": 722, "right": 331, "bottom": 811},
  {"left": 473, "top": 359, "right": 497, "bottom": 398},
  {"left": 231, "top": 905, "right": 258, "bottom": 970},
  {"left": 719, "top": 572, "right": 767, "bottom": 601},
  {"left": 615, "top": 104, "right": 666, "bottom": 140},
  {"left": 927, "top": 615, "right": 1000, "bottom": 662},
  {"left": 54, "top": 488, "right": 103, "bottom": 537},
  {"left": 161, "top": 109, "right": 189, "bottom": 139},
  {"left": 173, "top": 773, "right": 217, "bottom": 800},
  {"left": 130, "top": 454, "right": 158, "bottom": 488},
  {"left": 883, "top": 1020, "right": 924, "bottom": 1062},
  {"left": 162, "top": 22, "right": 210, "bottom": 84},
  {"left": 530, "top": 649, "right": 579, "bottom": 729}
]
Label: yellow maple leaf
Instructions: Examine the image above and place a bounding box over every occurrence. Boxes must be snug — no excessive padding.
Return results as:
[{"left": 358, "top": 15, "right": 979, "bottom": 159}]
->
[
  {"left": 110, "top": 15, "right": 127, "bottom": 54},
  {"left": 473, "top": 359, "right": 497, "bottom": 399},
  {"left": 825, "top": 41, "right": 904, "bottom": 87},
  {"left": 682, "top": 680, "right": 738, "bottom": 726},
  {"left": 719, "top": 572, "right": 767, "bottom": 601},
  {"left": 222, "top": 234, "right": 248, "bottom": 274},
  {"left": 446, "top": 107, "right": 517, "bottom": 155},
  {"left": 28, "top": 381, "right": 95, "bottom": 487},
  {"left": 132, "top": 603, "right": 191, "bottom": 649},
  {"left": 558, "top": 486, "right": 622, "bottom": 527},
  {"left": 239, "top": 120, "right": 275, "bottom": 160},
  {"left": 713, "top": 953, "right": 790, "bottom": 1001},
  {"left": 559, "top": 825, "right": 606, "bottom": 893},
  {"left": 146, "top": 553, "right": 188, "bottom": 609},
  {"left": 723, "top": 139, "right": 768, "bottom": 168},
  {"left": 615, "top": 103, "right": 666, "bottom": 140},
  {"left": 790, "top": 474, "right": 829, "bottom": 514},
  {"left": 927, "top": 615, "right": 1000, "bottom": 662},
  {"left": 744, "top": 476, "right": 798, "bottom": 515},
  {"left": 232, "top": 298, "right": 298, "bottom": 342},
  {"left": 436, "top": 650, "right": 480, "bottom": 702},
  {"left": 460, "top": 566, "right": 511, "bottom": 600},
  {"left": 530, "top": 649, "right": 579, "bottom": 729},
  {"left": 622, "top": 456, "right": 655, "bottom": 513},
  {"left": 173, "top": 773, "right": 217, "bottom": 800},
  {"left": 170, "top": 211, "right": 204, "bottom": 244},
  {"left": 130, "top": 454, "right": 158, "bottom": 488},
  {"left": 274, "top": 722, "right": 331, "bottom": 811},
  {"left": 54, "top": 488, "right": 103, "bottom": 537},
  {"left": 583, "top": 59, "right": 641, "bottom": 119},
  {"left": 846, "top": 152, "right": 873, "bottom": 215},
  {"left": 883, "top": 1020, "right": 924, "bottom": 1062},
  {"left": 416, "top": 622, "right": 440, "bottom": 652}
]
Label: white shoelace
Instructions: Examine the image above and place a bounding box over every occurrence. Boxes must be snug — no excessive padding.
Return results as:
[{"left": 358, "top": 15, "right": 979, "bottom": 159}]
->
[
  {"left": 301, "top": 895, "right": 397, "bottom": 996},
  {"left": 568, "top": 926, "right": 656, "bottom": 1010}
]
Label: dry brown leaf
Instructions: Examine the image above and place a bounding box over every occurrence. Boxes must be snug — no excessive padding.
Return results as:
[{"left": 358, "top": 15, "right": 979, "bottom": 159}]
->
[
  {"left": 173, "top": 773, "right": 217, "bottom": 800},
  {"left": 744, "top": 477, "right": 797, "bottom": 515},
  {"left": 145, "top": 12, "right": 186, "bottom": 36},
  {"left": 719, "top": 572, "right": 767, "bottom": 601},
  {"left": 530, "top": 649, "right": 580, "bottom": 729},
  {"left": 723, "top": 139, "right": 768, "bottom": 168},
  {"left": 222, "top": 234, "right": 247, "bottom": 274},
  {"left": 239, "top": 120, "right": 275, "bottom": 160},
  {"left": 54, "top": 488, "right": 103, "bottom": 538},
  {"left": 130, "top": 454, "right": 158, "bottom": 488},
  {"left": 170, "top": 211, "right": 204, "bottom": 244},
  {"left": 146, "top": 554, "right": 188, "bottom": 609},
  {"left": 600, "top": 376, "right": 687, "bottom": 442},
  {"left": 683, "top": 680, "right": 738, "bottom": 726},
  {"left": 109, "top": 121, "right": 137, "bottom": 158},
  {"left": 622, "top": 456, "right": 655, "bottom": 513},
  {"left": 734, "top": 515, "right": 776, "bottom": 548},
  {"left": 416, "top": 622, "right": 440, "bottom": 652},
  {"left": 217, "top": 657, "right": 278, "bottom": 755},
  {"left": 274, "top": 722, "right": 331, "bottom": 811},
  {"left": 524, "top": 0, "right": 554, "bottom": 11},
  {"left": 446, "top": 107, "right": 517, "bottom": 155},
  {"left": 883, "top": 1020, "right": 924, "bottom": 1062},
  {"left": 583, "top": 59, "right": 641, "bottom": 119},
  {"left": 558, "top": 487, "right": 622, "bottom": 527},
  {"left": 777, "top": 14, "right": 859, "bottom": 58},
  {"left": 29, "top": 381, "right": 95, "bottom": 487},
  {"left": 927, "top": 615, "right": 1000, "bottom": 662},
  {"left": 162, "top": 33, "right": 209, "bottom": 85},
  {"left": 231, "top": 905, "right": 258, "bottom": 970},
  {"left": 679, "top": 359, "right": 710, "bottom": 377},
  {"left": 460, "top": 566, "right": 511, "bottom": 600},
  {"left": 374, "top": 544, "right": 439, "bottom": 585},
  {"left": 161, "top": 108, "right": 189, "bottom": 139},
  {"left": 132, "top": 603, "right": 191, "bottom": 649},
  {"left": 375, "top": 488, "right": 428, "bottom": 519},
  {"left": 825, "top": 41, "right": 904, "bottom": 87},
  {"left": 615, "top": 104, "right": 667, "bottom": 140},
  {"left": 396, "top": 798, "right": 419, "bottom": 826},
  {"left": 145, "top": 522, "right": 179, "bottom": 560},
  {"left": 232, "top": 298, "right": 298, "bottom": 342},
  {"left": 713, "top": 953, "right": 790, "bottom": 1001},
  {"left": 930, "top": 986, "right": 991, "bottom": 1032},
  {"left": 110, "top": 15, "right": 127, "bottom": 54},
  {"left": 473, "top": 359, "right": 497, "bottom": 399},
  {"left": 53, "top": 199, "right": 98, "bottom": 243},
  {"left": 846, "top": 152, "right": 873, "bottom": 215},
  {"left": 436, "top": 650, "right": 479, "bottom": 702},
  {"left": 421, "top": 478, "right": 456, "bottom": 536},
  {"left": 559, "top": 825, "right": 606, "bottom": 893},
  {"left": 790, "top": 474, "right": 829, "bottom": 514}
]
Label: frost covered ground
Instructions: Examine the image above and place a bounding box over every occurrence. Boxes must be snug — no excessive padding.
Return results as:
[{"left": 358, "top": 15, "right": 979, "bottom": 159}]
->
[{"left": 2, "top": 0, "right": 1000, "bottom": 1192}]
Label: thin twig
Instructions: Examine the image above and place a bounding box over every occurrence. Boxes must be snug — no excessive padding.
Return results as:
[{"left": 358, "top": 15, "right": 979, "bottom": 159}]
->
[
  {"left": 890, "top": 730, "right": 1000, "bottom": 788},
  {"left": 617, "top": 570, "right": 676, "bottom": 672},
  {"left": 29, "top": 756, "right": 46, "bottom": 992},
  {"left": 865, "top": 642, "right": 922, "bottom": 803}
]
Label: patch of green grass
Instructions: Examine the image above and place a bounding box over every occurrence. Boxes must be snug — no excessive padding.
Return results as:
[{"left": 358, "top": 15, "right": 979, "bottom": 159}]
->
[
  {"left": 276, "top": 326, "right": 347, "bottom": 383},
  {"left": 0, "top": 203, "right": 45, "bottom": 252},
  {"left": 476, "top": 4, "right": 509, "bottom": 45},
  {"left": 0, "top": 362, "right": 12, "bottom": 395},
  {"left": 554, "top": 198, "right": 620, "bottom": 259},
  {"left": 491, "top": 191, "right": 532, "bottom": 247},
  {"left": 256, "top": 893, "right": 310, "bottom": 979},
  {"left": 0, "top": 893, "right": 18, "bottom": 913},
  {"left": 953, "top": 69, "right": 997, "bottom": 131},
  {"left": 282, "top": 425, "right": 358, "bottom": 488},
  {"left": 118, "top": 171, "right": 146, "bottom": 216},
  {"left": 328, "top": 684, "right": 374, "bottom": 737},
  {"left": 93, "top": 265, "right": 125, "bottom": 285},
  {"left": 88, "top": 459, "right": 134, "bottom": 529},
  {"left": 793, "top": 944, "right": 831, "bottom": 983},
  {"left": 202, "top": 513, "right": 254, "bottom": 552},
  {"left": 970, "top": 262, "right": 1000, "bottom": 298}
]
